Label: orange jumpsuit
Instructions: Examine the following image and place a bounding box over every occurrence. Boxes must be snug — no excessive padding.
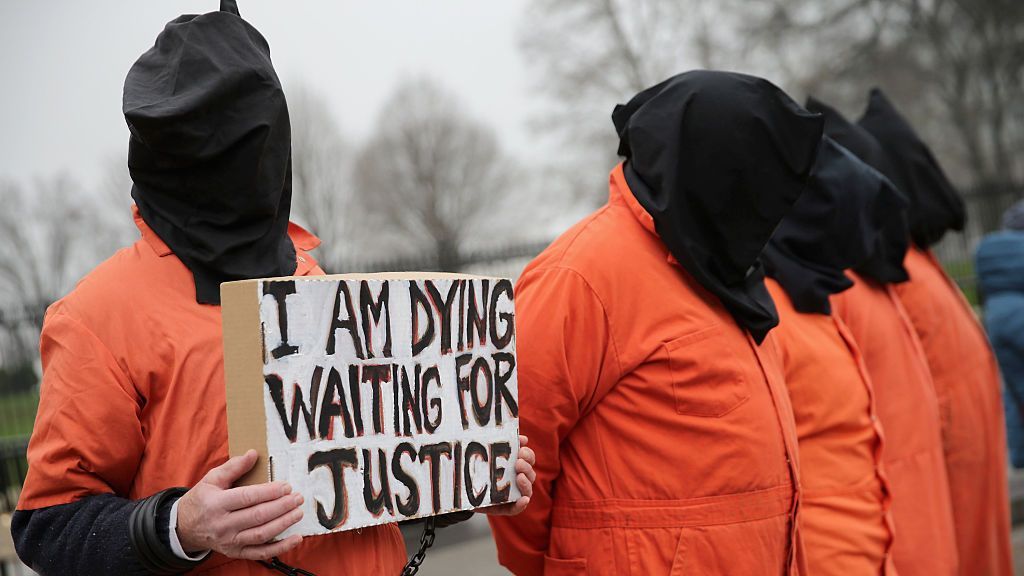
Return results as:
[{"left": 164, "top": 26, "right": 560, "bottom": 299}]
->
[
  {"left": 894, "top": 247, "right": 1012, "bottom": 575},
  {"left": 489, "top": 165, "right": 802, "bottom": 576},
  {"left": 832, "top": 272, "right": 957, "bottom": 576},
  {"left": 16, "top": 210, "right": 406, "bottom": 575},
  {"left": 766, "top": 279, "right": 895, "bottom": 575}
]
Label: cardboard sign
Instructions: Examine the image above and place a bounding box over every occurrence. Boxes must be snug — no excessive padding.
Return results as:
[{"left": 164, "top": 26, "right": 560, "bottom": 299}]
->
[{"left": 221, "top": 273, "right": 520, "bottom": 538}]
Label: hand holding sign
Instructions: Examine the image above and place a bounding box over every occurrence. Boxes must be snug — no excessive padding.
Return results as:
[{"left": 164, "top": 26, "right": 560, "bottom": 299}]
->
[
  {"left": 176, "top": 450, "right": 304, "bottom": 560},
  {"left": 178, "top": 441, "right": 535, "bottom": 556},
  {"left": 480, "top": 434, "right": 535, "bottom": 516}
]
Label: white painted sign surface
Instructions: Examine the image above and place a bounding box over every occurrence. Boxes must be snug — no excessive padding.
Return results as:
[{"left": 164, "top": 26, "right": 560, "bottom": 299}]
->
[{"left": 256, "top": 276, "right": 520, "bottom": 537}]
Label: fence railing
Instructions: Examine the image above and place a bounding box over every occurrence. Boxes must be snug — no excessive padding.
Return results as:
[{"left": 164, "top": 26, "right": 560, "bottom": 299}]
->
[
  {"left": 932, "top": 183, "right": 1024, "bottom": 303},
  {"left": 0, "top": 436, "right": 28, "bottom": 515}
]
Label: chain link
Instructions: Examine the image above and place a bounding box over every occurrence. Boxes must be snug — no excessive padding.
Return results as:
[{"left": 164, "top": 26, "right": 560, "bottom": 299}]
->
[
  {"left": 258, "top": 556, "right": 317, "bottom": 576},
  {"left": 255, "top": 518, "right": 436, "bottom": 576},
  {"left": 400, "top": 518, "right": 437, "bottom": 576}
]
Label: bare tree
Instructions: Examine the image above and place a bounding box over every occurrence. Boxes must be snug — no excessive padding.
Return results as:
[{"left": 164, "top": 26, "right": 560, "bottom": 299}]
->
[
  {"left": 905, "top": 0, "right": 1024, "bottom": 185},
  {"left": 351, "top": 77, "right": 514, "bottom": 272},
  {"left": 742, "top": 0, "right": 1024, "bottom": 186},
  {"left": 521, "top": 0, "right": 1022, "bottom": 193},
  {"left": 95, "top": 156, "right": 141, "bottom": 252},
  {"left": 0, "top": 175, "right": 107, "bottom": 362},
  {"left": 519, "top": 0, "right": 741, "bottom": 202},
  {"left": 287, "top": 84, "right": 357, "bottom": 270}
]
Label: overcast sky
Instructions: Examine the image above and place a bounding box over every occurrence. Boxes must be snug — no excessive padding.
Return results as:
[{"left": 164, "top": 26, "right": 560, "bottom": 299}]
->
[{"left": 0, "top": 1, "right": 534, "bottom": 190}]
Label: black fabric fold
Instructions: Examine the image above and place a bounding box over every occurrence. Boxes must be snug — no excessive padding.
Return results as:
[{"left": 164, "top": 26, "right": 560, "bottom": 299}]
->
[
  {"left": 805, "top": 96, "right": 896, "bottom": 180},
  {"left": 853, "top": 201, "right": 912, "bottom": 285},
  {"left": 613, "top": 70, "right": 824, "bottom": 342},
  {"left": 805, "top": 95, "right": 911, "bottom": 284},
  {"left": 762, "top": 137, "right": 908, "bottom": 314},
  {"left": 124, "top": 5, "right": 295, "bottom": 304},
  {"left": 858, "top": 88, "right": 966, "bottom": 248}
]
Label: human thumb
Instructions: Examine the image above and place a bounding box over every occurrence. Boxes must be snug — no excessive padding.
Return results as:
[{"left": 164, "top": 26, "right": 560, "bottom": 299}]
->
[{"left": 204, "top": 449, "right": 258, "bottom": 489}]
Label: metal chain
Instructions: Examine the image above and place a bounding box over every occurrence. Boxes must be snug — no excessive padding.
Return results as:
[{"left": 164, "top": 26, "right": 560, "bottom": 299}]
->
[
  {"left": 255, "top": 518, "right": 436, "bottom": 576},
  {"left": 400, "top": 518, "right": 437, "bottom": 576},
  {"left": 258, "top": 556, "right": 317, "bottom": 576}
]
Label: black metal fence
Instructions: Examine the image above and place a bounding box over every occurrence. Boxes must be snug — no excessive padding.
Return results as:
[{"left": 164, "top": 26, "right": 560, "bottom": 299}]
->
[
  {"left": 0, "top": 438, "right": 28, "bottom": 514},
  {"left": 932, "top": 183, "right": 1024, "bottom": 303}
]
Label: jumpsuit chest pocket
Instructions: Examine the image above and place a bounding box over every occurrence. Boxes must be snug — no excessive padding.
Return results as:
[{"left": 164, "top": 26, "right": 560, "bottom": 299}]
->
[{"left": 665, "top": 325, "right": 751, "bottom": 417}]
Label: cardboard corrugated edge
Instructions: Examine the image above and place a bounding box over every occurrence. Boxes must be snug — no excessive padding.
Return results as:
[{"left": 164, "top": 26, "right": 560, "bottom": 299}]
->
[{"left": 221, "top": 279, "right": 269, "bottom": 486}]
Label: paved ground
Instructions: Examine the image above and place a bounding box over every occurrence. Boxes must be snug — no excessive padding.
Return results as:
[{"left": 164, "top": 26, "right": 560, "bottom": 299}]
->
[
  {"left": 412, "top": 534, "right": 507, "bottom": 576},
  {"left": 1015, "top": 525, "right": 1024, "bottom": 575},
  {"left": 401, "top": 516, "right": 510, "bottom": 576}
]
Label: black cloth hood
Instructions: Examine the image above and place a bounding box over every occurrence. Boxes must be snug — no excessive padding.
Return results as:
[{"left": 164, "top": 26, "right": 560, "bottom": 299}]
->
[
  {"left": 124, "top": 0, "right": 295, "bottom": 304},
  {"left": 858, "top": 88, "right": 965, "bottom": 248},
  {"left": 804, "top": 95, "right": 911, "bottom": 284},
  {"left": 613, "top": 70, "right": 824, "bottom": 343},
  {"left": 853, "top": 201, "right": 912, "bottom": 285},
  {"left": 805, "top": 96, "right": 896, "bottom": 180},
  {"left": 762, "top": 137, "right": 908, "bottom": 314}
]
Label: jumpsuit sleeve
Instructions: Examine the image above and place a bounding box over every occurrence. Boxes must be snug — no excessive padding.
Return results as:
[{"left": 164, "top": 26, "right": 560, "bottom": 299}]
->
[
  {"left": 12, "top": 492, "right": 189, "bottom": 575},
  {"left": 488, "top": 267, "right": 621, "bottom": 575},
  {"left": 13, "top": 310, "right": 202, "bottom": 574}
]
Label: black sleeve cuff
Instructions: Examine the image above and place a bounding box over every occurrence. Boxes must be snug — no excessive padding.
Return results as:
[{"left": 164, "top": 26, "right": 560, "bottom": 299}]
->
[{"left": 128, "top": 488, "right": 206, "bottom": 574}]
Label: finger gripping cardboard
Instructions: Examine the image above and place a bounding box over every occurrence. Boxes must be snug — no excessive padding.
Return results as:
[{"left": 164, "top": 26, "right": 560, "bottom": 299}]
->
[{"left": 221, "top": 273, "right": 521, "bottom": 538}]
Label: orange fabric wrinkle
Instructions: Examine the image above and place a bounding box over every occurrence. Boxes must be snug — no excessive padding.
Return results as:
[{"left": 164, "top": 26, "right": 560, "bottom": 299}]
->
[
  {"left": 767, "top": 279, "right": 895, "bottom": 576},
  {"left": 18, "top": 212, "right": 405, "bottom": 575},
  {"left": 489, "top": 165, "right": 802, "bottom": 576},
  {"left": 832, "top": 272, "right": 957, "bottom": 576},
  {"left": 894, "top": 247, "right": 1012, "bottom": 576}
]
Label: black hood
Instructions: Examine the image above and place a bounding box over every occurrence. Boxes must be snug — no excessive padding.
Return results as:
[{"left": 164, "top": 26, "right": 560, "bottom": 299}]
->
[
  {"left": 613, "top": 70, "right": 823, "bottom": 343},
  {"left": 858, "top": 88, "right": 966, "bottom": 248},
  {"left": 124, "top": 0, "right": 296, "bottom": 304},
  {"left": 762, "top": 137, "right": 908, "bottom": 314},
  {"left": 853, "top": 204, "right": 912, "bottom": 285},
  {"left": 805, "top": 96, "right": 896, "bottom": 180},
  {"left": 804, "top": 95, "right": 911, "bottom": 284}
]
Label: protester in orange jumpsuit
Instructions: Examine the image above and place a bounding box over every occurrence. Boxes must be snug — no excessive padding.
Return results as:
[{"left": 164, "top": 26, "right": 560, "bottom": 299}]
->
[
  {"left": 831, "top": 280, "right": 958, "bottom": 576},
  {"left": 859, "top": 89, "right": 1012, "bottom": 576},
  {"left": 13, "top": 3, "right": 535, "bottom": 574},
  {"left": 761, "top": 137, "right": 904, "bottom": 575},
  {"left": 489, "top": 70, "right": 824, "bottom": 575},
  {"left": 824, "top": 137, "right": 958, "bottom": 574}
]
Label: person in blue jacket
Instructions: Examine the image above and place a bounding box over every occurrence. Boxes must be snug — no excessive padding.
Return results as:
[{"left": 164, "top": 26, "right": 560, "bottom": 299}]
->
[{"left": 976, "top": 199, "right": 1024, "bottom": 468}]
